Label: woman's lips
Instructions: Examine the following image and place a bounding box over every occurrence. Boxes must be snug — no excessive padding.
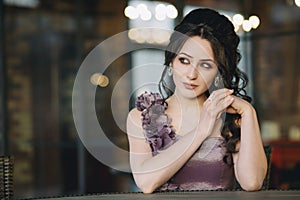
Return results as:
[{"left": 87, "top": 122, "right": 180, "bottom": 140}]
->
[{"left": 183, "top": 82, "right": 198, "bottom": 89}]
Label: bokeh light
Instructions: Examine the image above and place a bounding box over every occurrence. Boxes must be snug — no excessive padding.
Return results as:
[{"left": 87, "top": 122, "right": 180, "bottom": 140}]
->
[
  {"left": 90, "top": 73, "right": 109, "bottom": 87},
  {"left": 233, "top": 14, "right": 244, "bottom": 26},
  {"left": 124, "top": 2, "right": 178, "bottom": 21},
  {"left": 249, "top": 15, "right": 260, "bottom": 29},
  {"left": 166, "top": 5, "right": 178, "bottom": 19},
  {"left": 242, "top": 19, "right": 252, "bottom": 32},
  {"left": 124, "top": 6, "right": 138, "bottom": 19}
]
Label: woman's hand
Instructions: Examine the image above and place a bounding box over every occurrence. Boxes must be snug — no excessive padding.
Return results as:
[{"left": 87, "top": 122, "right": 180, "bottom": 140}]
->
[
  {"left": 226, "top": 94, "right": 253, "bottom": 117},
  {"left": 199, "top": 88, "right": 235, "bottom": 137},
  {"left": 205, "top": 88, "right": 235, "bottom": 118}
]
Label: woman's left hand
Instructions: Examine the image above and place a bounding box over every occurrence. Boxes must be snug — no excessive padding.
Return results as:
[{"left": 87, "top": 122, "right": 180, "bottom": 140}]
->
[{"left": 226, "top": 95, "right": 253, "bottom": 117}]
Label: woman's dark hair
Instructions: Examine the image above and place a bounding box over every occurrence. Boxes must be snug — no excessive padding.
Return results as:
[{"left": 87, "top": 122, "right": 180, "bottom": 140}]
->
[{"left": 158, "top": 8, "right": 251, "bottom": 154}]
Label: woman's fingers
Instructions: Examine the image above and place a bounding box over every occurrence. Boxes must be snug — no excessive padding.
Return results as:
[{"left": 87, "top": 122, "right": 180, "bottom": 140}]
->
[
  {"left": 208, "top": 89, "right": 233, "bottom": 107},
  {"left": 208, "top": 89, "right": 233, "bottom": 102},
  {"left": 215, "top": 95, "right": 235, "bottom": 118},
  {"left": 206, "top": 89, "right": 235, "bottom": 118}
]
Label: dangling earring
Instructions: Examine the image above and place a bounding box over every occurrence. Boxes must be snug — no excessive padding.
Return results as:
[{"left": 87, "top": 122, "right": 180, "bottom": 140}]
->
[
  {"left": 214, "top": 76, "right": 220, "bottom": 87},
  {"left": 167, "top": 64, "right": 173, "bottom": 76}
]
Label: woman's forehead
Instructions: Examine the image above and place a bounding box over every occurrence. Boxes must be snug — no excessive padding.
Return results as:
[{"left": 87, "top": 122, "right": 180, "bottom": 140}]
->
[{"left": 180, "top": 36, "right": 214, "bottom": 59}]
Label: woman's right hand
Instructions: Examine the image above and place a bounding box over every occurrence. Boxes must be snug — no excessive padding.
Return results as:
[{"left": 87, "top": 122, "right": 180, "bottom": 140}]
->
[{"left": 199, "top": 88, "right": 235, "bottom": 138}]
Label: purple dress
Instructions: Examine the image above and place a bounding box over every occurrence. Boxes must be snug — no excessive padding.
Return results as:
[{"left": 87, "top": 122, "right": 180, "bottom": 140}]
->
[
  {"left": 158, "top": 137, "right": 236, "bottom": 191},
  {"left": 135, "top": 92, "right": 236, "bottom": 191}
]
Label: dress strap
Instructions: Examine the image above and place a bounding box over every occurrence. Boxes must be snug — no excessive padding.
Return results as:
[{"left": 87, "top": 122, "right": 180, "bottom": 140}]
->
[{"left": 135, "top": 92, "right": 177, "bottom": 156}]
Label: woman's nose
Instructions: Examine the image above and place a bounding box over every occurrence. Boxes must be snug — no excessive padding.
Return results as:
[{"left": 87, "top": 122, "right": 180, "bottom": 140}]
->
[{"left": 186, "top": 66, "right": 198, "bottom": 80}]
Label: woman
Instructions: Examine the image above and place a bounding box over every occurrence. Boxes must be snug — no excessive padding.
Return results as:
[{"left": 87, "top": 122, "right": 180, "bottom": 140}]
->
[{"left": 126, "top": 8, "right": 267, "bottom": 193}]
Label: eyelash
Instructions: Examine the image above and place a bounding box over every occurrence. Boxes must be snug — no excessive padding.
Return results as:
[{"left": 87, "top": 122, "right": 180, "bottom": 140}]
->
[
  {"left": 201, "top": 63, "right": 213, "bottom": 69},
  {"left": 179, "top": 57, "right": 190, "bottom": 64},
  {"left": 178, "top": 57, "right": 213, "bottom": 69}
]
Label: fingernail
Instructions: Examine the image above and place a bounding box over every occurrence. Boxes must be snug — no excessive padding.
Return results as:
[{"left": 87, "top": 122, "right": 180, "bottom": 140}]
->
[{"left": 229, "top": 89, "right": 234, "bottom": 93}]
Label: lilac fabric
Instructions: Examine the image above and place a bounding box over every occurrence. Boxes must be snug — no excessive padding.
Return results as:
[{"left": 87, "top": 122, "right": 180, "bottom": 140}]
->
[
  {"left": 159, "top": 137, "right": 235, "bottom": 191},
  {"left": 135, "top": 92, "right": 176, "bottom": 156},
  {"left": 136, "top": 92, "right": 235, "bottom": 190}
]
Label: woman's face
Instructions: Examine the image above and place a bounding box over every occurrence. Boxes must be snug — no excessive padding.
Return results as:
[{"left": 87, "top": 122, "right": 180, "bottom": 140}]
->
[{"left": 172, "top": 36, "right": 218, "bottom": 99}]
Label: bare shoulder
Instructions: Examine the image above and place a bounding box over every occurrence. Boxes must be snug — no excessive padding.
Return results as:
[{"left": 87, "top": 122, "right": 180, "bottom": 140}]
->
[
  {"left": 127, "top": 108, "right": 142, "bottom": 122},
  {"left": 126, "top": 108, "right": 143, "bottom": 139},
  {"left": 126, "top": 108, "right": 151, "bottom": 153}
]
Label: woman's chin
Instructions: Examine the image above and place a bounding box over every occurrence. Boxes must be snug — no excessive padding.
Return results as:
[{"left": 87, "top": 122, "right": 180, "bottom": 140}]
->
[{"left": 179, "top": 90, "right": 202, "bottom": 99}]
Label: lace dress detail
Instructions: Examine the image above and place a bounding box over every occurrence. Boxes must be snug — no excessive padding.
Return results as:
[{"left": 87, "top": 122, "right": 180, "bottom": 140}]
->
[{"left": 135, "top": 92, "right": 177, "bottom": 156}]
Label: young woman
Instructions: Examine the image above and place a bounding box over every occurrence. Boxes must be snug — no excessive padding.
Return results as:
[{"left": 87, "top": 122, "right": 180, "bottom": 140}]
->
[{"left": 126, "top": 8, "right": 267, "bottom": 193}]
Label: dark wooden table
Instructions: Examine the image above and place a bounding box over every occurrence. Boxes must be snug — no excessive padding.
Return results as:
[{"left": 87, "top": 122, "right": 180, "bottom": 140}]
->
[{"left": 29, "top": 190, "right": 300, "bottom": 200}]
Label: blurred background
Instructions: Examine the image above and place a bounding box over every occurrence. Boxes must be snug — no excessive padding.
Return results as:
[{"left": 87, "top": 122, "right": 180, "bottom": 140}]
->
[{"left": 0, "top": 0, "right": 299, "bottom": 199}]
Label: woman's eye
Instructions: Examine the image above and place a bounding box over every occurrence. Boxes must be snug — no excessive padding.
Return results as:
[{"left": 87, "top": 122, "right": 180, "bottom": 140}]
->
[
  {"left": 179, "top": 57, "right": 190, "bottom": 65},
  {"left": 200, "top": 62, "right": 213, "bottom": 69}
]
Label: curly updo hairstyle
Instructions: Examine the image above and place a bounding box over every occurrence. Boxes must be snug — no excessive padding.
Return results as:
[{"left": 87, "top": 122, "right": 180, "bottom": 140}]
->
[{"left": 158, "top": 8, "right": 251, "bottom": 154}]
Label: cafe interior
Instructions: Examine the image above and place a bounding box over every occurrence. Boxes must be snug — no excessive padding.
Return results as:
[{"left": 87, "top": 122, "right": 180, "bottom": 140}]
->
[{"left": 0, "top": 0, "right": 300, "bottom": 199}]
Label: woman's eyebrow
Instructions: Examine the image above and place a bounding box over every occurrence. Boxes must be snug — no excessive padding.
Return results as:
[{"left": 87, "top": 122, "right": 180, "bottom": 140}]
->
[
  {"left": 200, "top": 58, "right": 215, "bottom": 62},
  {"left": 178, "top": 52, "right": 193, "bottom": 58},
  {"left": 179, "top": 52, "right": 215, "bottom": 63}
]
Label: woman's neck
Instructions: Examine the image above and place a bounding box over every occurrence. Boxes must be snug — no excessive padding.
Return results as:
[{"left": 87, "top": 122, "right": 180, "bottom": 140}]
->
[
  {"left": 167, "top": 91, "right": 207, "bottom": 112},
  {"left": 165, "top": 93, "right": 206, "bottom": 136}
]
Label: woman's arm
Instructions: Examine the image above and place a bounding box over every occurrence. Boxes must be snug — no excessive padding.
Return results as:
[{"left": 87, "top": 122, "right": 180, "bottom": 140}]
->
[
  {"left": 230, "top": 97, "right": 268, "bottom": 191},
  {"left": 127, "top": 108, "right": 207, "bottom": 193},
  {"left": 127, "top": 89, "right": 235, "bottom": 193}
]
